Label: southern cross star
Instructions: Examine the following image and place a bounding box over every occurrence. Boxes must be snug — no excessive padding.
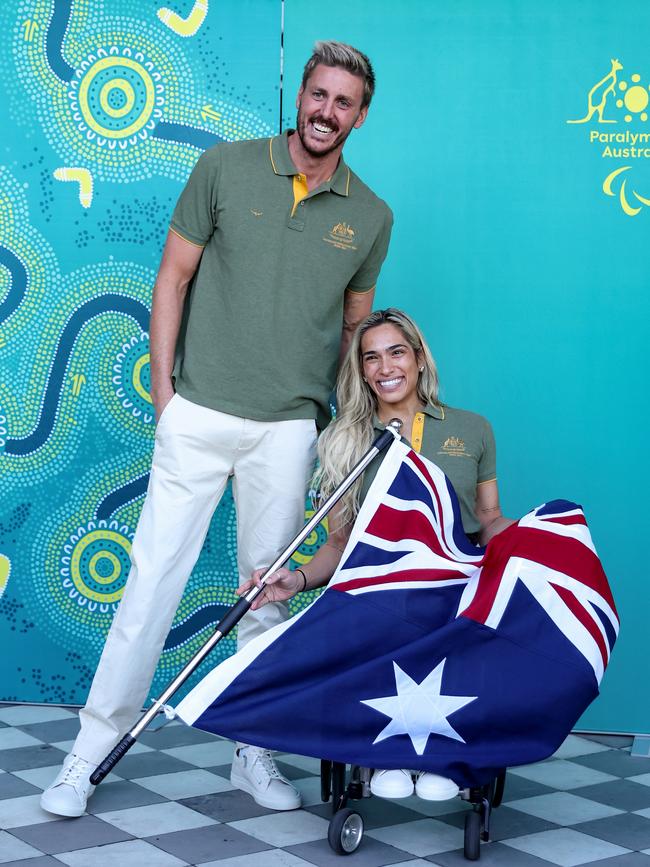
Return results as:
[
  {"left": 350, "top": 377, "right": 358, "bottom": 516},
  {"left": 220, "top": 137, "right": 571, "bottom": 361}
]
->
[{"left": 361, "top": 658, "right": 477, "bottom": 755}]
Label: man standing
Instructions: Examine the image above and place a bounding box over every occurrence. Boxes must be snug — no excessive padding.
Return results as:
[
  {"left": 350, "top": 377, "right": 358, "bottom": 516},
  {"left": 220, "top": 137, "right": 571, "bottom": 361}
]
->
[{"left": 41, "top": 40, "right": 392, "bottom": 817}]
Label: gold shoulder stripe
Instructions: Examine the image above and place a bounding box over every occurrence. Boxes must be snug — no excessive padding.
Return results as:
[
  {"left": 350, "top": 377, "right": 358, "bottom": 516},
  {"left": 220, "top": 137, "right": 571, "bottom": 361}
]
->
[
  {"left": 169, "top": 226, "right": 205, "bottom": 248},
  {"left": 346, "top": 283, "right": 375, "bottom": 295},
  {"left": 477, "top": 477, "right": 497, "bottom": 485},
  {"left": 269, "top": 137, "right": 278, "bottom": 174},
  {"left": 345, "top": 167, "right": 350, "bottom": 195}
]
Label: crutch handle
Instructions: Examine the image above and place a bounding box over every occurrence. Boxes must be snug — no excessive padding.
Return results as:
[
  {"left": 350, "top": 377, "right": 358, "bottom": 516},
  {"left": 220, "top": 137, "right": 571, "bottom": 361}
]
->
[
  {"left": 215, "top": 595, "right": 253, "bottom": 633},
  {"left": 90, "top": 734, "right": 136, "bottom": 785},
  {"left": 373, "top": 423, "right": 402, "bottom": 452}
]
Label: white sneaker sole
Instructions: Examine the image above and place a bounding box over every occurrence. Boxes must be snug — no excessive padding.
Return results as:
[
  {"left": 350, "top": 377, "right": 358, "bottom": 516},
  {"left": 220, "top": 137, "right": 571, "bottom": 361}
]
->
[
  {"left": 40, "top": 787, "right": 89, "bottom": 818},
  {"left": 230, "top": 767, "right": 301, "bottom": 811},
  {"left": 414, "top": 780, "right": 459, "bottom": 801},
  {"left": 370, "top": 779, "right": 414, "bottom": 799}
]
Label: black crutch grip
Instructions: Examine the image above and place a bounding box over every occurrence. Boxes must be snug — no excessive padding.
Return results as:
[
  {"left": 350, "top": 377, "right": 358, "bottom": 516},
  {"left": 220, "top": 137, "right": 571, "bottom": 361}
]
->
[
  {"left": 373, "top": 425, "right": 400, "bottom": 453},
  {"left": 90, "top": 734, "right": 136, "bottom": 785},
  {"left": 215, "top": 595, "right": 252, "bottom": 636}
]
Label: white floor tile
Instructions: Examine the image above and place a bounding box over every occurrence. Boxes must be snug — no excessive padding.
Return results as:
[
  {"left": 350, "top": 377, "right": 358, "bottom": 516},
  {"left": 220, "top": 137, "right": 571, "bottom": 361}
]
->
[
  {"left": 230, "top": 811, "right": 329, "bottom": 847},
  {"left": 502, "top": 828, "right": 630, "bottom": 866},
  {"left": 552, "top": 735, "right": 611, "bottom": 759},
  {"left": 12, "top": 765, "right": 69, "bottom": 790},
  {"left": 126, "top": 740, "right": 155, "bottom": 755},
  {"left": 0, "top": 793, "right": 61, "bottom": 828},
  {"left": 51, "top": 739, "right": 75, "bottom": 754},
  {"left": 401, "top": 792, "right": 470, "bottom": 816},
  {"left": 96, "top": 800, "right": 216, "bottom": 837},
  {"left": 132, "top": 768, "right": 233, "bottom": 799},
  {"left": 13, "top": 764, "right": 121, "bottom": 789},
  {"left": 52, "top": 738, "right": 154, "bottom": 756},
  {"left": 292, "top": 774, "right": 326, "bottom": 807},
  {"left": 507, "top": 791, "right": 623, "bottom": 825},
  {"left": 0, "top": 830, "right": 42, "bottom": 863},
  {"left": 382, "top": 862, "right": 439, "bottom": 867},
  {"left": 0, "top": 706, "right": 77, "bottom": 725},
  {"left": 275, "top": 753, "right": 322, "bottom": 775},
  {"left": 0, "top": 729, "right": 43, "bottom": 750},
  {"left": 367, "top": 817, "right": 463, "bottom": 856},
  {"left": 162, "top": 740, "right": 235, "bottom": 767},
  {"left": 630, "top": 773, "right": 650, "bottom": 787},
  {"left": 198, "top": 851, "right": 314, "bottom": 867},
  {"left": 56, "top": 838, "right": 187, "bottom": 866},
  {"left": 509, "top": 759, "right": 617, "bottom": 790}
]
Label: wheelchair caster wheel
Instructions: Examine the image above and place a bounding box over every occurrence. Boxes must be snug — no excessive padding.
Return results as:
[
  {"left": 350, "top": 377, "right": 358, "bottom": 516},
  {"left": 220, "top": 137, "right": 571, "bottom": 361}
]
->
[
  {"left": 464, "top": 809, "right": 481, "bottom": 860},
  {"left": 328, "top": 807, "right": 364, "bottom": 855}
]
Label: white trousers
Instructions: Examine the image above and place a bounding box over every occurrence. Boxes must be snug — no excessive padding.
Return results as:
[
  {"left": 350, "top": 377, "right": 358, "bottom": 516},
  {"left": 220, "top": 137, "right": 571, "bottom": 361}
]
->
[{"left": 73, "top": 394, "right": 317, "bottom": 763}]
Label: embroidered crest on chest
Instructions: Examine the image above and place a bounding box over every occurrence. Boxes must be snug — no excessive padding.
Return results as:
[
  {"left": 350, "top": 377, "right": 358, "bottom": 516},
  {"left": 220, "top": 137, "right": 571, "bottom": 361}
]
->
[
  {"left": 323, "top": 221, "right": 358, "bottom": 251},
  {"left": 439, "top": 436, "right": 472, "bottom": 458}
]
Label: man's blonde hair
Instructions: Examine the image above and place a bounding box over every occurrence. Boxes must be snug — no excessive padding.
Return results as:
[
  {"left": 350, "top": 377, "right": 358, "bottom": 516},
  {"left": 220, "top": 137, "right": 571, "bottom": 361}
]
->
[{"left": 301, "top": 40, "right": 375, "bottom": 108}]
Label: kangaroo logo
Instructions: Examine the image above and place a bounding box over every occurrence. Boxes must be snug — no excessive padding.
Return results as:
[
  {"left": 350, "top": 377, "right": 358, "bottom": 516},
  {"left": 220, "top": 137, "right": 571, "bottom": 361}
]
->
[
  {"left": 567, "top": 58, "right": 650, "bottom": 215},
  {"left": 567, "top": 58, "right": 622, "bottom": 124}
]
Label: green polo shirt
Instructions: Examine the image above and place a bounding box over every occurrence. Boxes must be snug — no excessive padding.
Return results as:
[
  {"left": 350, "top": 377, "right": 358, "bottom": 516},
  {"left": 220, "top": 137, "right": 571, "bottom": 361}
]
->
[
  {"left": 169, "top": 131, "right": 393, "bottom": 429},
  {"left": 359, "top": 404, "right": 497, "bottom": 535}
]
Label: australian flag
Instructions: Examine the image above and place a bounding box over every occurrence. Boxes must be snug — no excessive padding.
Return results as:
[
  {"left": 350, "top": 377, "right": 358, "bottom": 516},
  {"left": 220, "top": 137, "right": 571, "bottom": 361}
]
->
[{"left": 174, "top": 440, "right": 619, "bottom": 786}]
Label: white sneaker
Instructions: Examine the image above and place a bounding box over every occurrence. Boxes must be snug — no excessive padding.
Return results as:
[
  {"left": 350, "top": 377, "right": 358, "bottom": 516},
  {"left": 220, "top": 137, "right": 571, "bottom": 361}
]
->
[
  {"left": 415, "top": 771, "right": 459, "bottom": 801},
  {"left": 370, "top": 768, "right": 414, "bottom": 799},
  {"left": 230, "top": 745, "right": 301, "bottom": 810},
  {"left": 40, "top": 754, "right": 96, "bottom": 817}
]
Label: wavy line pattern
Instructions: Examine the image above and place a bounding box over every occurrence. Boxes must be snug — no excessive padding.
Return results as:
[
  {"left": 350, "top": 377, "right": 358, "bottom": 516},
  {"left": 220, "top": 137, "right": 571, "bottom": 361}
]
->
[
  {"left": 6, "top": 294, "right": 149, "bottom": 455},
  {"left": 152, "top": 120, "right": 222, "bottom": 150},
  {"left": 163, "top": 603, "right": 229, "bottom": 650},
  {"left": 45, "top": 0, "right": 75, "bottom": 82},
  {"left": 95, "top": 472, "right": 150, "bottom": 521},
  {"left": 0, "top": 245, "right": 28, "bottom": 323}
]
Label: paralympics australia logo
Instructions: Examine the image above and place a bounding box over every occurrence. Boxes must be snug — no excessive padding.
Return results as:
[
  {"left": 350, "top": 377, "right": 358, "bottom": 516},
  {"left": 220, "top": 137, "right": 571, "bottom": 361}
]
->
[{"left": 567, "top": 58, "right": 650, "bottom": 216}]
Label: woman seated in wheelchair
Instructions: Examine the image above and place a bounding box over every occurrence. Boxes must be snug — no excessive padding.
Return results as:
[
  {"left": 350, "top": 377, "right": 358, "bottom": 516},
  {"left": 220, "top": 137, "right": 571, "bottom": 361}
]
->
[{"left": 238, "top": 307, "right": 513, "bottom": 801}]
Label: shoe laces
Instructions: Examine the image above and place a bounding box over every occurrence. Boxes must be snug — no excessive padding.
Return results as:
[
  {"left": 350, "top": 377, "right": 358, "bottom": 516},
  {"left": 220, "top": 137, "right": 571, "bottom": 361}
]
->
[
  {"left": 248, "top": 748, "right": 283, "bottom": 781},
  {"left": 60, "top": 756, "right": 92, "bottom": 788}
]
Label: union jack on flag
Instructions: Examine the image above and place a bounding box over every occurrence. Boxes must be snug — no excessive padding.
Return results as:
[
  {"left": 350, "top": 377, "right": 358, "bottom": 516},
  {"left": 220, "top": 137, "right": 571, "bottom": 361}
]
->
[{"left": 176, "top": 440, "right": 618, "bottom": 786}]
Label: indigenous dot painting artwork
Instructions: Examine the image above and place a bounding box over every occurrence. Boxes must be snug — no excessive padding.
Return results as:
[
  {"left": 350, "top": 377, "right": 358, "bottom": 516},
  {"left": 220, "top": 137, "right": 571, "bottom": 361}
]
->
[{"left": 0, "top": 1, "right": 323, "bottom": 705}]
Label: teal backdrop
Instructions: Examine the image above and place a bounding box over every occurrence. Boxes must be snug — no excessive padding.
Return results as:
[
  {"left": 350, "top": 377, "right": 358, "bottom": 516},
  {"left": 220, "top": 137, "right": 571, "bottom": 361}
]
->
[
  {"left": 1, "top": 1, "right": 646, "bottom": 734},
  {"left": 0, "top": 0, "right": 290, "bottom": 710},
  {"left": 284, "top": 0, "right": 648, "bottom": 734}
]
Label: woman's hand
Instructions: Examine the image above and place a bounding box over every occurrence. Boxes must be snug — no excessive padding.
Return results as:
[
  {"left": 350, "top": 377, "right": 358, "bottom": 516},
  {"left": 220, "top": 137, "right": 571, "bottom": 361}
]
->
[{"left": 236, "top": 567, "right": 303, "bottom": 610}]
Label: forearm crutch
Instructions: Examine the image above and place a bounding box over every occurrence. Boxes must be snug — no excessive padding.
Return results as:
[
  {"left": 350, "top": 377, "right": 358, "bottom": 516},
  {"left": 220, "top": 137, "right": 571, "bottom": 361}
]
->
[{"left": 90, "top": 418, "right": 402, "bottom": 785}]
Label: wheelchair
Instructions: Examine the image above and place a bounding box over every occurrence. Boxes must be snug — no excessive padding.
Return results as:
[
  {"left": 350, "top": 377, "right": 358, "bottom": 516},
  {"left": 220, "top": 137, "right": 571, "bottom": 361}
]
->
[{"left": 320, "top": 760, "right": 506, "bottom": 860}]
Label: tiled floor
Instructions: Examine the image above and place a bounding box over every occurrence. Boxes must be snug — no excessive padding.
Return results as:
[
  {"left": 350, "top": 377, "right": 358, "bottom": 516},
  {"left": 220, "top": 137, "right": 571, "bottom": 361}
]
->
[{"left": 1, "top": 704, "right": 649, "bottom": 866}]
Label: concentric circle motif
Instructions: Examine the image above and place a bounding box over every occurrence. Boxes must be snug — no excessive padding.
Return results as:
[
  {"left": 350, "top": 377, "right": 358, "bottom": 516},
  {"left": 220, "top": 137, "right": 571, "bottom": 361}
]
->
[
  {"left": 60, "top": 520, "right": 134, "bottom": 613},
  {"left": 68, "top": 47, "right": 164, "bottom": 147},
  {"left": 290, "top": 512, "right": 328, "bottom": 565},
  {"left": 113, "top": 332, "right": 154, "bottom": 424}
]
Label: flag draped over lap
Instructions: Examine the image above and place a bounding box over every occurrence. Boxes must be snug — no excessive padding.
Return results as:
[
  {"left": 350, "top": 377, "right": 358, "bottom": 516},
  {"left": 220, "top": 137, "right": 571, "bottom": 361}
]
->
[{"left": 174, "top": 440, "right": 619, "bottom": 787}]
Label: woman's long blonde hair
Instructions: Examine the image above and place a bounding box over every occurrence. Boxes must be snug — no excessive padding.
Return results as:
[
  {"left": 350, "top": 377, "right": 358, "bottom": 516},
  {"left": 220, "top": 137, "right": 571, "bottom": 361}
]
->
[{"left": 315, "top": 308, "right": 441, "bottom": 528}]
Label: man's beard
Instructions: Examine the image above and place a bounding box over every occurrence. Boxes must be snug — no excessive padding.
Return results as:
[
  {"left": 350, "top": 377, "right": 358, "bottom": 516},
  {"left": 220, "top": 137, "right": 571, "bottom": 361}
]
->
[{"left": 295, "top": 108, "right": 350, "bottom": 157}]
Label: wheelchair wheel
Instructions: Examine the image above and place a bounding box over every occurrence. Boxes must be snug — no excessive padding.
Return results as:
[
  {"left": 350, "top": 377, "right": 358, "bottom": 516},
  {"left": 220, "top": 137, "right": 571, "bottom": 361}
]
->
[
  {"left": 328, "top": 807, "right": 364, "bottom": 855},
  {"left": 464, "top": 809, "right": 481, "bottom": 861}
]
